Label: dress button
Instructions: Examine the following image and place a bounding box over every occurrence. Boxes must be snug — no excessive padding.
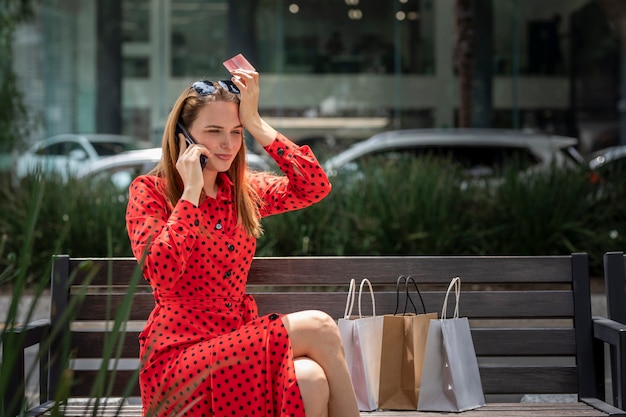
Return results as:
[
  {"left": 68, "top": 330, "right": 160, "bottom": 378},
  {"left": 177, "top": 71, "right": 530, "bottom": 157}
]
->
[
  {"left": 194, "top": 219, "right": 200, "bottom": 226},
  {"left": 277, "top": 148, "right": 285, "bottom": 156},
  {"left": 215, "top": 223, "right": 223, "bottom": 230},
  {"left": 225, "top": 302, "right": 232, "bottom": 308},
  {"left": 224, "top": 270, "right": 232, "bottom": 278},
  {"left": 269, "top": 313, "right": 280, "bottom": 320},
  {"left": 227, "top": 244, "right": 235, "bottom": 251}
]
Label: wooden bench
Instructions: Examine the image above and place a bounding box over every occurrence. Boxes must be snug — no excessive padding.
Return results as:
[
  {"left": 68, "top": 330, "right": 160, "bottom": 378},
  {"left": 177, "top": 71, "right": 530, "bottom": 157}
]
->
[
  {"left": 3, "top": 253, "right": 626, "bottom": 416},
  {"left": 603, "top": 251, "right": 626, "bottom": 410}
]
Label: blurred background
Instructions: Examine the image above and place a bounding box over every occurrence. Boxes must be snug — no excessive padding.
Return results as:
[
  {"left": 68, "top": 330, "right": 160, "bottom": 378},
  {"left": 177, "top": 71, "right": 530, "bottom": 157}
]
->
[
  {"left": 2, "top": 0, "right": 626, "bottom": 282},
  {"left": 4, "top": 0, "right": 626, "bottom": 154}
]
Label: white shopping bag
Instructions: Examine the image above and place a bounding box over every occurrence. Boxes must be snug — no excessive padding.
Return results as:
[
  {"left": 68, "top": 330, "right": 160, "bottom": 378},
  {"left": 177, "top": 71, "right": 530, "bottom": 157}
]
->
[
  {"left": 338, "top": 278, "right": 384, "bottom": 411},
  {"left": 418, "top": 277, "right": 486, "bottom": 412}
]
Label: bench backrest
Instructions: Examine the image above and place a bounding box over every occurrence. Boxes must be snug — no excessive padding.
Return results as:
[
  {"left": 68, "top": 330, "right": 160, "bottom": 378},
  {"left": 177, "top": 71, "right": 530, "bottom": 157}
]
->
[{"left": 48, "top": 253, "right": 601, "bottom": 402}]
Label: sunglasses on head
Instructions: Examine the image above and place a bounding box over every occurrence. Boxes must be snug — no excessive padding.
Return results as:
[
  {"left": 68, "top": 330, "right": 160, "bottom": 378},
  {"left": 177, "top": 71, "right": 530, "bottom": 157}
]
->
[{"left": 191, "top": 80, "right": 240, "bottom": 95}]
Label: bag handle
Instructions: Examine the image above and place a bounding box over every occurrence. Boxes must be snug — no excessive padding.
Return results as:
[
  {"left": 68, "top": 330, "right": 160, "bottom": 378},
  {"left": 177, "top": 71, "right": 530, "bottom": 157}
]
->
[
  {"left": 394, "top": 275, "right": 427, "bottom": 315},
  {"left": 358, "top": 278, "right": 376, "bottom": 318},
  {"left": 441, "top": 276, "right": 461, "bottom": 319},
  {"left": 343, "top": 278, "right": 356, "bottom": 319}
]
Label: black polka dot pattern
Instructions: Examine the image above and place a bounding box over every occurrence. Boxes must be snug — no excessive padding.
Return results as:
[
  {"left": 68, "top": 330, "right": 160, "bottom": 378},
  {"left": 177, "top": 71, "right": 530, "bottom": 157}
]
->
[{"left": 125, "top": 134, "right": 331, "bottom": 416}]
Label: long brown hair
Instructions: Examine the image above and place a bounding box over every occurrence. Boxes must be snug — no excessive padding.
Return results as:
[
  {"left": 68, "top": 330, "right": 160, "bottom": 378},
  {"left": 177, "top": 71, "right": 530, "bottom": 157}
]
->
[{"left": 149, "top": 82, "right": 263, "bottom": 238}]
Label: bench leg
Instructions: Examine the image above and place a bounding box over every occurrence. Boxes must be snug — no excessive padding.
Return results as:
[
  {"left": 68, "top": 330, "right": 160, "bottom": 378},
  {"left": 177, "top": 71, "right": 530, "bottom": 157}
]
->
[{"left": 616, "top": 332, "right": 626, "bottom": 410}]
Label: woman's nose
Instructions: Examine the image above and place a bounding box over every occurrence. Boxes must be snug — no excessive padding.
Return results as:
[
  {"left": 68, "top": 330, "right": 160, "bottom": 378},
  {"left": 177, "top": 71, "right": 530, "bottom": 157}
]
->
[{"left": 219, "top": 133, "right": 233, "bottom": 149}]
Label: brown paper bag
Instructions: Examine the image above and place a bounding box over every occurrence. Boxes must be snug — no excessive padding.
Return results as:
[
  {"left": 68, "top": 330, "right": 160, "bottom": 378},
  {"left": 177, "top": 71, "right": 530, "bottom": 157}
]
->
[{"left": 378, "top": 276, "right": 437, "bottom": 410}]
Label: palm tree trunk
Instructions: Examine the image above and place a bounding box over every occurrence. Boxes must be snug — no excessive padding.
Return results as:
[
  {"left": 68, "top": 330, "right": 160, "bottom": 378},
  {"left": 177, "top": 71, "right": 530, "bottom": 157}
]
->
[
  {"left": 96, "top": 0, "right": 122, "bottom": 134},
  {"left": 597, "top": 0, "right": 626, "bottom": 146}
]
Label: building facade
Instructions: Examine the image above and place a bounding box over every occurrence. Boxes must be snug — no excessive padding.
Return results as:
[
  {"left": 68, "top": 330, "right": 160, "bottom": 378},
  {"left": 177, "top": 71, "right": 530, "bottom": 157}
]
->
[{"left": 13, "top": 0, "right": 621, "bottom": 153}]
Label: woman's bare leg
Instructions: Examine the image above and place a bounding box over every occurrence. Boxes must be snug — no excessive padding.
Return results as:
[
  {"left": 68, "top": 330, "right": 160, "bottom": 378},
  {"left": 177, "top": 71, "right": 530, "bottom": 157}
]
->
[
  {"left": 294, "top": 358, "right": 329, "bottom": 417},
  {"left": 283, "top": 310, "right": 360, "bottom": 417}
]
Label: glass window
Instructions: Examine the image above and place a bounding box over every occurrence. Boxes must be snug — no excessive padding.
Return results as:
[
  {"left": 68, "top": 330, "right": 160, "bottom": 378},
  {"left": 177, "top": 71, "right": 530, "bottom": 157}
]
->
[
  {"left": 493, "top": 0, "right": 572, "bottom": 76},
  {"left": 171, "top": 0, "right": 229, "bottom": 77},
  {"left": 255, "top": 0, "right": 432, "bottom": 74},
  {"left": 123, "top": 57, "right": 150, "bottom": 78},
  {"left": 123, "top": 0, "right": 150, "bottom": 42}
]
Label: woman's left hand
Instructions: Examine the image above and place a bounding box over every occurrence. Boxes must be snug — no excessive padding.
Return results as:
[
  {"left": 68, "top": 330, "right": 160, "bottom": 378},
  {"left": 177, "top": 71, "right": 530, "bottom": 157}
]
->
[
  {"left": 230, "top": 69, "right": 276, "bottom": 147},
  {"left": 230, "top": 69, "right": 260, "bottom": 129}
]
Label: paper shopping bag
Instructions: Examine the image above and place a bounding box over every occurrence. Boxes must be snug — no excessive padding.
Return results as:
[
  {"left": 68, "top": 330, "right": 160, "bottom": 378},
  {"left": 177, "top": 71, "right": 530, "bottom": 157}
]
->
[
  {"left": 418, "top": 277, "right": 486, "bottom": 412},
  {"left": 338, "top": 278, "right": 384, "bottom": 411},
  {"left": 378, "top": 276, "right": 437, "bottom": 410}
]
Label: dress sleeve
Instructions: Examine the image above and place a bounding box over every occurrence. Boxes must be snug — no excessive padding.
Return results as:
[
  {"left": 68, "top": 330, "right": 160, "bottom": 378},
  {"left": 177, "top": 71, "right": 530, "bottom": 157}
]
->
[
  {"left": 125, "top": 175, "right": 203, "bottom": 290},
  {"left": 251, "top": 132, "right": 332, "bottom": 218}
]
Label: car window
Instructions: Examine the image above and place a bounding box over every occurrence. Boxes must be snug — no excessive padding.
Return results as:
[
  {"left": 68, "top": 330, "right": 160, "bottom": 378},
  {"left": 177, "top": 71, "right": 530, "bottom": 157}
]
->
[
  {"left": 562, "top": 146, "right": 585, "bottom": 165},
  {"left": 89, "top": 165, "right": 148, "bottom": 189},
  {"left": 91, "top": 142, "right": 136, "bottom": 156},
  {"left": 354, "top": 145, "right": 540, "bottom": 176},
  {"left": 35, "top": 141, "right": 84, "bottom": 156},
  {"left": 35, "top": 142, "right": 60, "bottom": 156}
]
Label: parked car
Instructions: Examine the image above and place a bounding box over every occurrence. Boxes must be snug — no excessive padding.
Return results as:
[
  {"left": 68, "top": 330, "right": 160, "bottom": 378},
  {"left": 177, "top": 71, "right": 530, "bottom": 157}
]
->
[
  {"left": 77, "top": 147, "right": 271, "bottom": 190},
  {"left": 587, "top": 145, "right": 626, "bottom": 199},
  {"left": 15, "top": 133, "right": 140, "bottom": 180},
  {"left": 323, "top": 129, "right": 584, "bottom": 183}
]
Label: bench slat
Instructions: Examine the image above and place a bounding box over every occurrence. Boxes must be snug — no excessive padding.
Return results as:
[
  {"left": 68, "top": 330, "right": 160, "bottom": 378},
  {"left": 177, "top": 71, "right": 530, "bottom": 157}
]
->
[
  {"left": 248, "top": 256, "right": 575, "bottom": 285},
  {"left": 67, "top": 366, "right": 579, "bottom": 398},
  {"left": 69, "top": 370, "right": 140, "bottom": 397},
  {"left": 71, "top": 290, "right": 574, "bottom": 321},
  {"left": 473, "top": 328, "right": 576, "bottom": 356},
  {"left": 480, "top": 366, "right": 578, "bottom": 394},
  {"left": 70, "top": 328, "right": 576, "bottom": 359},
  {"left": 71, "top": 256, "right": 576, "bottom": 287}
]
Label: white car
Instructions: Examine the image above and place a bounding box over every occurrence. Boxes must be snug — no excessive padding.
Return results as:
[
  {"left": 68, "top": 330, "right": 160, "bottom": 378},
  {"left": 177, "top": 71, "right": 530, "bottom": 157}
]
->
[
  {"left": 77, "top": 147, "right": 271, "bottom": 190},
  {"left": 15, "top": 133, "right": 140, "bottom": 180},
  {"left": 587, "top": 145, "right": 626, "bottom": 192},
  {"left": 324, "top": 128, "right": 583, "bottom": 180}
]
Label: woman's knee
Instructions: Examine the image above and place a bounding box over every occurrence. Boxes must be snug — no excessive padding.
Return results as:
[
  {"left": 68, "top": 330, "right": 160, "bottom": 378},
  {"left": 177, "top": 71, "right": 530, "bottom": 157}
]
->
[
  {"left": 295, "top": 358, "right": 329, "bottom": 416},
  {"left": 283, "top": 310, "right": 343, "bottom": 353},
  {"left": 308, "top": 310, "right": 340, "bottom": 338}
]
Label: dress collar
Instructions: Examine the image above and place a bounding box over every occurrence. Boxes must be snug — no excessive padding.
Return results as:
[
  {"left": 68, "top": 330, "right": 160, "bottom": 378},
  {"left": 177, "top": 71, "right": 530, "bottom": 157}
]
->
[{"left": 214, "top": 172, "right": 234, "bottom": 202}]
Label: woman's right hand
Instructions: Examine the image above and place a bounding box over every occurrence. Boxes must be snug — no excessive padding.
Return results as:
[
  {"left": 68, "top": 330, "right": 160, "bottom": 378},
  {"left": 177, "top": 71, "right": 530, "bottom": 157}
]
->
[{"left": 176, "top": 134, "right": 204, "bottom": 205}]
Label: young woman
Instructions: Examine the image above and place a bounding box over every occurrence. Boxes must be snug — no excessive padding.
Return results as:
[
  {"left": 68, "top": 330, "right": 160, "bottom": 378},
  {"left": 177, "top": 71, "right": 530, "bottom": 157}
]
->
[{"left": 125, "top": 69, "right": 359, "bottom": 417}]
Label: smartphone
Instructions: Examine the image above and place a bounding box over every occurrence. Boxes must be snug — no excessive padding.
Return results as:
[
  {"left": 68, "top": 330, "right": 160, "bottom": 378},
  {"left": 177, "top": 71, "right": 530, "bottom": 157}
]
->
[{"left": 176, "top": 121, "right": 208, "bottom": 169}]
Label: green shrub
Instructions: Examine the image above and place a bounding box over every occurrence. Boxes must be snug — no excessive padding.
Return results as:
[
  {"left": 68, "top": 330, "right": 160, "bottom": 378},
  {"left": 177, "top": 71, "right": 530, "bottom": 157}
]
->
[
  {"left": 1, "top": 159, "right": 624, "bottom": 285},
  {"left": 0, "top": 173, "right": 142, "bottom": 416},
  {"left": 474, "top": 163, "right": 619, "bottom": 271},
  {"left": 0, "top": 173, "right": 130, "bottom": 285}
]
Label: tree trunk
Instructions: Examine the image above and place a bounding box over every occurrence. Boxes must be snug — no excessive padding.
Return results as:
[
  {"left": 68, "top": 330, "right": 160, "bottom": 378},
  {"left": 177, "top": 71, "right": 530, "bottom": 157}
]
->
[
  {"left": 472, "top": 0, "right": 493, "bottom": 128},
  {"left": 96, "top": 0, "right": 122, "bottom": 134},
  {"left": 456, "top": 0, "right": 474, "bottom": 128},
  {"left": 597, "top": 0, "right": 626, "bottom": 145}
]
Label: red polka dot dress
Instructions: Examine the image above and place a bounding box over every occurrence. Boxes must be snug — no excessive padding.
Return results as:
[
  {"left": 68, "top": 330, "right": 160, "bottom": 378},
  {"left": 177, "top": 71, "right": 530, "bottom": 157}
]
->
[{"left": 125, "top": 134, "right": 332, "bottom": 417}]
